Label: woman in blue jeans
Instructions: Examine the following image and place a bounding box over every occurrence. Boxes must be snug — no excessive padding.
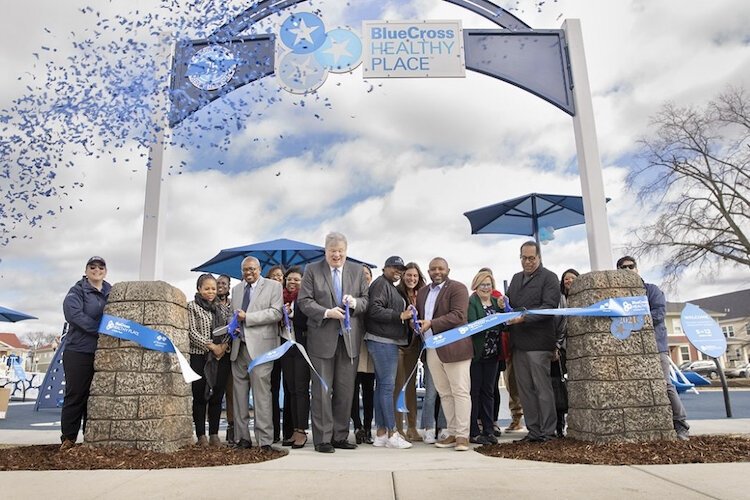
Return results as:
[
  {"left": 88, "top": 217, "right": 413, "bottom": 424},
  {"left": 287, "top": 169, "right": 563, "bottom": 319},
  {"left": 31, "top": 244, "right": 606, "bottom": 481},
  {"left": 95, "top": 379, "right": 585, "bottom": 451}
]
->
[{"left": 364, "top": 256, "right": 414, "bottom": 449}]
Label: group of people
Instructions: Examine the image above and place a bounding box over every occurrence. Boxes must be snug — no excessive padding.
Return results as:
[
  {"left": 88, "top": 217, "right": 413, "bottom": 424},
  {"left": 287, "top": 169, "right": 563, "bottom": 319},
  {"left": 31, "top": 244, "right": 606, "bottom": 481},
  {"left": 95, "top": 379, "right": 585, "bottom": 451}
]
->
[{"left": 58, "top": 234, "right": 689, "bottom": 452}]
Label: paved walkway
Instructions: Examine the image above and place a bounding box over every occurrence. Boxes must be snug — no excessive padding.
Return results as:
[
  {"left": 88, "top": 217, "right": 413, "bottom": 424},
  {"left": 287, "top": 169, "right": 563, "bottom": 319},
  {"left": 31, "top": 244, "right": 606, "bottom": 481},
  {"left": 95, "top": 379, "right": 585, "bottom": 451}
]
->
[{"left": 2, "top": 393, "right": 750, "bottom": 499}]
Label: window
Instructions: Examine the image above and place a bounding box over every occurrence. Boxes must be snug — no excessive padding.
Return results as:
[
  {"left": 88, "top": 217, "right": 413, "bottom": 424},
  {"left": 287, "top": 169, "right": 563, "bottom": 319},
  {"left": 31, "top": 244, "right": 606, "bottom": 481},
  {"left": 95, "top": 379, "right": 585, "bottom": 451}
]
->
[
  {"left": 679, "top": 346, "right": 690, "bottom": 362},
  {"left": 671, "top": 319, "right": 683, "bottom": 335},
  {"left": 722, "top": 326, "right": 735, "bottom": 338}
]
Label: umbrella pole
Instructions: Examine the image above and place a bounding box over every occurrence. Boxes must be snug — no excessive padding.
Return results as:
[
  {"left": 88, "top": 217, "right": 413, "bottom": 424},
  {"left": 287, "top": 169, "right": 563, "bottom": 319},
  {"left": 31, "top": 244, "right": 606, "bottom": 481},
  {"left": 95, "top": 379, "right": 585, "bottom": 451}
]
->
[{"left": 531, "top": 196, "right": 542, "bottom": 262}]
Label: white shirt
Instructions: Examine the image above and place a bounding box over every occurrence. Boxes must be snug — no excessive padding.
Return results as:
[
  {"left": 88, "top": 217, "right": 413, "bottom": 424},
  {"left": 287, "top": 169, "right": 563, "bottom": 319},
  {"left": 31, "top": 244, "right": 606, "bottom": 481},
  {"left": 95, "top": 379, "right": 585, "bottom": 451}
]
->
[{"left": 424, "top": 281, "right": 445, "bottom": 338}]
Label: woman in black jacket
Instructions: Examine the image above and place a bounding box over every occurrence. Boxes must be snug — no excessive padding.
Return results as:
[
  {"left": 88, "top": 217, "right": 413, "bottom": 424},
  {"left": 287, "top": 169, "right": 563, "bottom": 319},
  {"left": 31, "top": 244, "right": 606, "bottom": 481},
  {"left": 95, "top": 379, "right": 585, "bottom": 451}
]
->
[{"left": 60, "top": 256, "right": 111, "bottom": 450}]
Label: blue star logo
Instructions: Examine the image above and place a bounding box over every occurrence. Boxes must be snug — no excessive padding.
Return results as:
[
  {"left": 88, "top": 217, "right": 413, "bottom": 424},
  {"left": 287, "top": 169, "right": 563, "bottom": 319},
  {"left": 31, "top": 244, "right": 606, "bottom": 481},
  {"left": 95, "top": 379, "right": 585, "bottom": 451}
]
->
[
  {"left": 280, "top": 13, "right": 327, "bottom": 54},
  {"left": 277, "top": 52, "right": 327, "bottom": 94},
  {"left": 315, "top": 28, "right": 362, "bottom": 73}
]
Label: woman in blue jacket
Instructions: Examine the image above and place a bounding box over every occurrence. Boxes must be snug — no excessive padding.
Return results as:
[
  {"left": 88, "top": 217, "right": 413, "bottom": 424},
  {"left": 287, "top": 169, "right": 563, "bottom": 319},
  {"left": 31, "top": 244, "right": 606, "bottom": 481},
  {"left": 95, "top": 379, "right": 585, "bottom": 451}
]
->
[{"left": 60, "top": 256, "right": 111, "bottom": 450}]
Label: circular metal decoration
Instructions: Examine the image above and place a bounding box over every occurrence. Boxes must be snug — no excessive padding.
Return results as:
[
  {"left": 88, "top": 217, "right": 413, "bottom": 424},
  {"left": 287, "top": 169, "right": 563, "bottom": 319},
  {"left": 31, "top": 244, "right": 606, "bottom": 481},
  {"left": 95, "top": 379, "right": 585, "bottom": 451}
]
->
[
  {"left": 314, "top": 28, "right": 362, "bottom": 73},
  {"left": 280, "top": 12, "right": 327, "bottom": 54},
  {"left": 276, "top": 51, "right": 327, "bottom": 94},
  {"left": 187, "top": 45, "right": 238, "bottom": 91}
]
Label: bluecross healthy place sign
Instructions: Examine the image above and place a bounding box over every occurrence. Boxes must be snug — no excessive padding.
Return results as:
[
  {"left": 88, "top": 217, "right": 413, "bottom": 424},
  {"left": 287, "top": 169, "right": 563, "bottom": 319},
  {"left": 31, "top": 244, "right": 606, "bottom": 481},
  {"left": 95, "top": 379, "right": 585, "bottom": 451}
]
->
[{"left": 362, "top": 20, "right": 466, "bottom": 78}]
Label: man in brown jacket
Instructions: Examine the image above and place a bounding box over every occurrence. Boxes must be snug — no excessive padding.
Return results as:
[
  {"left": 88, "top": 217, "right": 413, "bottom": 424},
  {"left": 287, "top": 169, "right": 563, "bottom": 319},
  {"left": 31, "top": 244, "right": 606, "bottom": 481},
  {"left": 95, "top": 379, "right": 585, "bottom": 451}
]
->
[{"left": 416, "top": 257, "right": 471, "bottom": 451}]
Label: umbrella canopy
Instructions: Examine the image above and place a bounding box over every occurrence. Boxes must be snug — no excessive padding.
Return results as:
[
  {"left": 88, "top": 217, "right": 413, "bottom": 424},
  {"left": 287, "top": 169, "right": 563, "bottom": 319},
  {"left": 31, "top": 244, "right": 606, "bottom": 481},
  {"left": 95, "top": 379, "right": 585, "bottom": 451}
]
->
[
  {"left": 191, "top": 238, "right": 376, "bottom": 279},
  {"left": 463, "top": 193, "right": 610, "bottom": 244},
  {"left": 0, "top": 305, "right": 37, "bottom": 322}
]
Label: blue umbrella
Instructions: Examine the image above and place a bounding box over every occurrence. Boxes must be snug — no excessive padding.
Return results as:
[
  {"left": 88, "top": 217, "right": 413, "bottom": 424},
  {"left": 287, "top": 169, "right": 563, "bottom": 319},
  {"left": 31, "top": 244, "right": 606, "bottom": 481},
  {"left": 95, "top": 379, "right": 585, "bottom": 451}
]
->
[
  {"left": 0, "top": 305, "right": 37, "bottom": 322},
  {"left": 191, "top": 238, "right": 376, "bottom": 279},
  {"left": 463, "top": 193, "right": 610, "bottom": 245}
]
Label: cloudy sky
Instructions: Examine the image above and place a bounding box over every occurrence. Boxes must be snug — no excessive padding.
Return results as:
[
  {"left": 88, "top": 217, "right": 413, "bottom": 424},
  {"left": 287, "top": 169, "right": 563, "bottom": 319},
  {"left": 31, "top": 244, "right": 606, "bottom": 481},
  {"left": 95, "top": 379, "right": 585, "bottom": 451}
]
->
[{"left": 1, "top": 0, "right": 749, "bottom": 338}]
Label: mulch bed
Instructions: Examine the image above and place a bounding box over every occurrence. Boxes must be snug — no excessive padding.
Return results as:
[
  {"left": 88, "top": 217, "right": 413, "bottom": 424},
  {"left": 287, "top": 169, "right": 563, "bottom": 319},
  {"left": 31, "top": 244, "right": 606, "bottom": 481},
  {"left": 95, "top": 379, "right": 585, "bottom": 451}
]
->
[
  {"left": 0, "top": 443, "right": 286, "bottom": 471},
  {"left": 477, "top": 435, "right": 750, "bottom": 465}
]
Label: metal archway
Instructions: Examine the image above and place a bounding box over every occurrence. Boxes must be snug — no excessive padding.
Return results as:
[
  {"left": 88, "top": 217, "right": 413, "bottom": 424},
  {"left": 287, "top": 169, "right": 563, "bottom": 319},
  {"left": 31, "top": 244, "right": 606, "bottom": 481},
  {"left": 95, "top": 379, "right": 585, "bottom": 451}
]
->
[{"left": 140, "top": 0, "right": 612, "bottom": 278}]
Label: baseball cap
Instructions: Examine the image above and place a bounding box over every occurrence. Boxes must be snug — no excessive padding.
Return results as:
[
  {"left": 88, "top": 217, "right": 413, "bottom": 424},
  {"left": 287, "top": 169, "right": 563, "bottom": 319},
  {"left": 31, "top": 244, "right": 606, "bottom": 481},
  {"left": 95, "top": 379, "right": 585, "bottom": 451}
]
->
[
  {"left": 87, "top": 256, "right": 107, "bottom": 267},
  {"left": 384, "top": 256, "right": 406, "bottom": 270}
]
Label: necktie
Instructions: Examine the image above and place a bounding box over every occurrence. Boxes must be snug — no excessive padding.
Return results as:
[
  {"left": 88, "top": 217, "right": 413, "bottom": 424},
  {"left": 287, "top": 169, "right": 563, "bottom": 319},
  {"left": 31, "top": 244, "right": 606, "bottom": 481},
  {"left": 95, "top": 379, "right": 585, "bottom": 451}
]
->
[
  {"left": 240, "top": 283, "right": 253, "bottom": 340},
  {"left": 332, "top": 268, "right": 342, "bottom": 305}
]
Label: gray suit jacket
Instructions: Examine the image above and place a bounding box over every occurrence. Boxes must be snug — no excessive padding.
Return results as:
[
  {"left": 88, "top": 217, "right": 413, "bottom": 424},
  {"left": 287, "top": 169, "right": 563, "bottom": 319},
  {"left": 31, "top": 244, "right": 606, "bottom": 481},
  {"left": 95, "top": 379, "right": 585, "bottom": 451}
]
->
[
  {"left": 230, "top": 276, "right": 284, "bottom": 361},
  {"left": 298, "top": 259, "right": 369, "bottom": 359}
]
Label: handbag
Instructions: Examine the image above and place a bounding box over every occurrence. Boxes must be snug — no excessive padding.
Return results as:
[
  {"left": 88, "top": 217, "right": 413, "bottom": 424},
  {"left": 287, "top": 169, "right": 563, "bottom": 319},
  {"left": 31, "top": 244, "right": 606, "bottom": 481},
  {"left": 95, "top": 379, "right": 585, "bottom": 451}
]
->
[{"left": 551, "top": 359, "right": 569, "bottom": 413}]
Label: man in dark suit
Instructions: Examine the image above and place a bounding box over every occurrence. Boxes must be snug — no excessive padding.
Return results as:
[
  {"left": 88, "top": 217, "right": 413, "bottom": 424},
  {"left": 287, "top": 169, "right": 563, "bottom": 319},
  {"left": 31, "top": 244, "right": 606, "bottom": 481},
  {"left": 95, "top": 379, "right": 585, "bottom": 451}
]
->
[
  {"left": 415, "top": 257, "right": 472, "bottom": 452},
  {"left": 298, "top": 232, "right": 369, "bottom": 453},
  {"left": 505, "top": 241, "right": 561, "bottom": 443},
  {"left": 230, "top": 256, "right": 283, "bottom": 450}
]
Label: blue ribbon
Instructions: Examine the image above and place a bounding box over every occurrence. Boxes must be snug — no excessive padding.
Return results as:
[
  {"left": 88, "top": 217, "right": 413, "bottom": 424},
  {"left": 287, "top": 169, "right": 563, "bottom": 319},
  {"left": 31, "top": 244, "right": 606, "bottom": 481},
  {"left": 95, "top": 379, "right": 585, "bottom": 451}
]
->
[
  {"left": 344, "top": 301, "right": 351, "bottom": 331},
  {"left": 396, "top": 346, "right": 426, "bottom": 413},
  {"left": 227, "top": 311, "right": 240, "bottom": 340},
  {"left": 424, "top": 296, "right": 651, "bottom": 349},
  {"left": 411, "top": 306, "right": 421, "bottom": 335},
  {"left": 98, "top": 314, "right": 201, "bottom": 382},
  {"left": 282, "top": 304, "right": 291, "bottom": 335},
  {"left": 246, "top": 339, "right": 330, "bottom": 393}
]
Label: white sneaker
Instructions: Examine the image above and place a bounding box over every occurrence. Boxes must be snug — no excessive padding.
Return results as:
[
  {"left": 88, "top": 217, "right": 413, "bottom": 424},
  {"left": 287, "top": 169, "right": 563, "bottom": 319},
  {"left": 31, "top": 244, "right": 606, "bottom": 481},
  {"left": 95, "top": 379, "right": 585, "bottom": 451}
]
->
[
  {"left": 372, "top": 433, "right": 389, "bottom": 447},
  {"left": 437, "top": 429, "right": 451, "bottom": 441},
  {"left": 422, "top": 428, "right": 437, "bottom": 444},
  {"left": 386, "top": 431, "right": 413, "bottom": 449}
]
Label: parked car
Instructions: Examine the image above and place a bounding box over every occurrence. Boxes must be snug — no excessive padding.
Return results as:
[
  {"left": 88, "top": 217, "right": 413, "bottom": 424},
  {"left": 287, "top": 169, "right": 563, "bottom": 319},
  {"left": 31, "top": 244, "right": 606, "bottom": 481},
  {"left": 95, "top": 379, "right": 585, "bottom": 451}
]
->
[
  {"left": 725, "top": 362, "right": 750, "bottom": 379},
  {"left": 682, "top": 360, "right": 720, "bottom": 380}
]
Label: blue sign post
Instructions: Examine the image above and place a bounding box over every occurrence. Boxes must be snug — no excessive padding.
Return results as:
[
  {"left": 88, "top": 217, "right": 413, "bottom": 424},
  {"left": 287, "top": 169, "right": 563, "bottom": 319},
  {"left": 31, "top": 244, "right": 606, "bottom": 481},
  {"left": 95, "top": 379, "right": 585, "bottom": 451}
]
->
[{"left": 681, "top": 303, "right": 731, "bottom": 417}]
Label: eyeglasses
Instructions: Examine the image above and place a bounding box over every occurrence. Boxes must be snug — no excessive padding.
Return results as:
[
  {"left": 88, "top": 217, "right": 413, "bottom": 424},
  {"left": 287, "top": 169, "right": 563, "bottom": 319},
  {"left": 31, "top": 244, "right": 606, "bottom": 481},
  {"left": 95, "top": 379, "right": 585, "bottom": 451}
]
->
[
  {"left": 477, "top": 283, "right": 493, "bottom": 289},
  {"left": 520, "top": 255, "right": 538, "bottom": 262},
  {"left": 619, "top": 264, "right": 636, "bottom": 270}
]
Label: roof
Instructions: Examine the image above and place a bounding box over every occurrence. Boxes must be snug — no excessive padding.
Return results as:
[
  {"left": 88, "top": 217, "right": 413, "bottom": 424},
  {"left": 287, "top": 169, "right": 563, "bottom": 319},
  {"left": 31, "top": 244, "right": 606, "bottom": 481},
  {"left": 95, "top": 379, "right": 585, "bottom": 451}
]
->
[
  {"left": 666, "top": 302, "right": 723, "bottom": 317},
  {"left": 0, "top": 332, "right": 28, "bottom": 349},
  {"left": 689, "top": 289, "right": 750, "bottom": 320}
]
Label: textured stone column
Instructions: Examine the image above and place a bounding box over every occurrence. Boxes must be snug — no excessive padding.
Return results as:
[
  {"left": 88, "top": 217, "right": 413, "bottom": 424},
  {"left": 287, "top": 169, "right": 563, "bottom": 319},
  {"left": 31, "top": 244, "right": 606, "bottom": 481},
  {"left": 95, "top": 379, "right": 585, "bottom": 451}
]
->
[
  {"left": 566, "top": 271, "right": 676, "bottom": 442},
  {"left": 85, "top": 281, "right": 193, "bottom": 452}
]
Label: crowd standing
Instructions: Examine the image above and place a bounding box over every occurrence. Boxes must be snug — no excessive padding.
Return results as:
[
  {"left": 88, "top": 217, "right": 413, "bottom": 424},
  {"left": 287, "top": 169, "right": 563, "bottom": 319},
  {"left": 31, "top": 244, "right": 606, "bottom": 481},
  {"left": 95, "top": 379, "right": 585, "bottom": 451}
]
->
[{"left": 60, "top": 234, "right": 689, "bottom": 451}]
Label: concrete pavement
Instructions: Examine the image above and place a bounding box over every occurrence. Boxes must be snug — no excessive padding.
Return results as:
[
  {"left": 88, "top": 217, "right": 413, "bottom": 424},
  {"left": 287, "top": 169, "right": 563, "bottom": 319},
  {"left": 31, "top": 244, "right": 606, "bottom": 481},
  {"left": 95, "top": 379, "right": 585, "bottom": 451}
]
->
[{"left": 2, "top": 392, "right": 750, "bottom": 499}]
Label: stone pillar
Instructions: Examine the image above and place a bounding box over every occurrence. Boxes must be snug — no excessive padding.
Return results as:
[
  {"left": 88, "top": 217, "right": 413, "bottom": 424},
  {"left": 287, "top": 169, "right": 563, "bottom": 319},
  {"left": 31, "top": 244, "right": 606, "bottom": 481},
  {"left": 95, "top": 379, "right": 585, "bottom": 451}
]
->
[
  {"left": 566, "top": 271, "right": 676, "bottom": 442},
  {"left": 85, "top": 281, "right": 193, "bottom": 452}
]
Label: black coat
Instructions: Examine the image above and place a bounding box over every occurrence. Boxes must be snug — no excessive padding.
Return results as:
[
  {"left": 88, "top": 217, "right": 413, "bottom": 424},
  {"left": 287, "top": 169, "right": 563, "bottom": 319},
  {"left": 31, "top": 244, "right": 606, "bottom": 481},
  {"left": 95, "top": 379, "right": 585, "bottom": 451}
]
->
[
  {"left": 365, "top": 275, "right": 408, "bottom": 342},
  {"left": 506, "top": 266, "right": 560, "bottom": 352}
]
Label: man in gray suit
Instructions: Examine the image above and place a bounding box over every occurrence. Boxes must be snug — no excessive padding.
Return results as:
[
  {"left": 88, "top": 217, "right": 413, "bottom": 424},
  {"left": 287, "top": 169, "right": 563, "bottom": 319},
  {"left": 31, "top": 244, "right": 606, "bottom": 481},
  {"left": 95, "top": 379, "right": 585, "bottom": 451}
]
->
[
  {"left": 230, "top": 256, "right": 283, "bottom": 450},
  {"left": 298, "top": 232, "right": 369, "bottom": 453}
]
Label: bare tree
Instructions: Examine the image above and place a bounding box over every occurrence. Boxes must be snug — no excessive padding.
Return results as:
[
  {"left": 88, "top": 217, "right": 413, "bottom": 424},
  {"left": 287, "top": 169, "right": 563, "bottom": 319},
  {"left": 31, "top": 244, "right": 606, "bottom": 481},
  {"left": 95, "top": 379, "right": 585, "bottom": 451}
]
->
[
  {"left": 19, "top": 330, "right": 59, "bottom": 348},
  {"left": 627, "top": 86, "right": 750, "bottom": 286}
]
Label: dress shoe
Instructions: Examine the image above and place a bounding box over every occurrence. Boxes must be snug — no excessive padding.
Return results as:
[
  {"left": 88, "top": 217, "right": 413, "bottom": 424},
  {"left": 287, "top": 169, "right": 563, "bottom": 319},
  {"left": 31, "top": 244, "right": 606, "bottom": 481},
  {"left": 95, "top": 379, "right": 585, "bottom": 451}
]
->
[
  {"left": 292, "top": 431, "right": 308, "bottom": 449},
  {"left": 514, "top": 435, "right": 542, "bottom": 443},
  {"left": 332, "top": 440, "right": 357, "bottom": 450},
  {"left": 261, "top": 444, "right": 276, "bottom": 452},
  {"left": 234, "top": 438, "right": 253, "bottom": 449},
  {"left": 315, "top": 443, "right": 335, "bottom": 453},
  {"left": 354, "top": 428, "right": 366, "bottom": 444}
]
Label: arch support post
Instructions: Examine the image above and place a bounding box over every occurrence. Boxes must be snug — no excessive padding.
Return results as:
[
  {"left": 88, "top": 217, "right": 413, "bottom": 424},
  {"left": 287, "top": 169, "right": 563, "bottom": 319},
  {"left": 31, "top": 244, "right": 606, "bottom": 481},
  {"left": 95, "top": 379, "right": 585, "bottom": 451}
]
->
[{"left": 564, "top": 19, "right": 613, "bottom": 270}]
